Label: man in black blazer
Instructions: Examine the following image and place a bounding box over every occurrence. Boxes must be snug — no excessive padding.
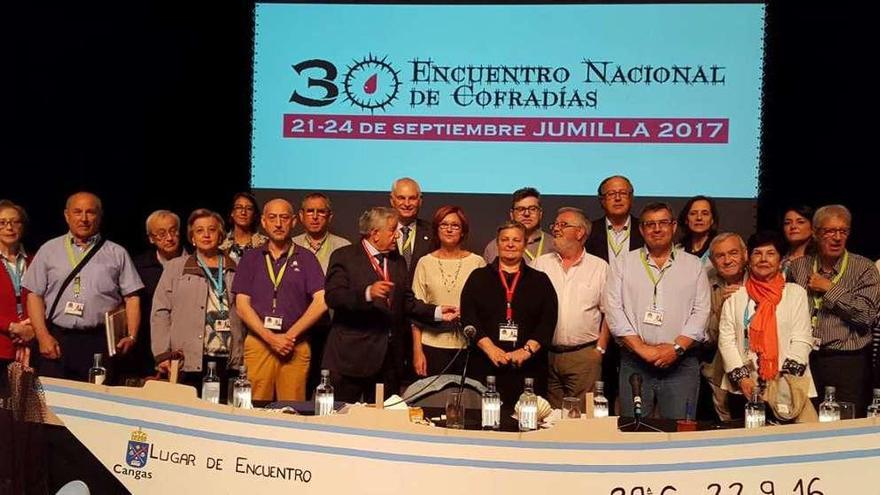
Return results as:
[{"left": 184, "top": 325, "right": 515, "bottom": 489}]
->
[
  {"left": 585, "top": 175, "right": 644, "bottom": 263},
  {"left": 390, "top": 177, "right": 432, "bottom": 278},
  {"left": 584, "top": 175, "right": 644, "bottom": 415},
  {"left": 322, "top": 207, "right": 459, "bottom": 403}
]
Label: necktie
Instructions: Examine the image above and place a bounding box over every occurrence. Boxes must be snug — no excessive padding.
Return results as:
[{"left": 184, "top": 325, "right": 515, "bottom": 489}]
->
[{"left": 400, "top": 225, "right": 412, "bottom": 264}]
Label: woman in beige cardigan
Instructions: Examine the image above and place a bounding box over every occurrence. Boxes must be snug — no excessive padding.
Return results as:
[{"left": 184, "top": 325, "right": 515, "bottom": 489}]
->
[{"left": 152, "top": 209, "right": 244, "bottom": 403}]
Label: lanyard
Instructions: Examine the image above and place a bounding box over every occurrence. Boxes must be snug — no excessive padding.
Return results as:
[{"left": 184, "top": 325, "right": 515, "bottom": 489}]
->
[
  {"left": 607, "top": 226, "right": 630, "bottom": 257},
  {"left": 314, "top": 235, "right": 333, "bottom": 266},
  {"left": 2, "top": 254, "right": 25, "bottom": 315},
  {"left": 264, "top": 243, "right": 295, "bottom": 312},
  {"left": 363, "top": 240, "right": 389, "bottom": 281},
  {"left": 498, "top": 267, "right": 522, "bottom": 322},
  {"left": 524, "top": 233, "right": 545, "bottom": 261},
  {"left": 64, "top": 234, "right": 97, "bottom": 298},
  {"left": 640, "top": 248, "right": 674, "bottom": 308},
  {"left": 196, "top": 255, "right": 225, "bottom": 303},
  {"left": 810, "top": 251, "right": 848, "bottom": 329}
]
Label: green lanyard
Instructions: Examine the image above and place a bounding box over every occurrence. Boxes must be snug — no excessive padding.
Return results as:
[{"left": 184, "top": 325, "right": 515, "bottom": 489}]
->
[
  {"left": 640, "top": 248, "right": 674, "bottom": 308},
  {"left": 810, "top": 251, "right": 848, "bottom": 329},
  {"left": 64, "top": 234, "right": 97, "bottom": 298},
  {"left": 607, "top": 226, "right": 630, "bottom": 257},
  {"left": 264, "top": 243, "right": 295, "bottom": 312},
  {"left": 524, "top": 232, "right": 545, "bottom": 261}
]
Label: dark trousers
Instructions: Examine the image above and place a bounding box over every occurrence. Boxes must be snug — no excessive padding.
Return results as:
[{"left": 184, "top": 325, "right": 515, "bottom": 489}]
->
[
  {"left": 810, "top": 346, "right": 872, "bottom": 417},
  {"left": 332, "top": 349, "right": 399, "bottom": 404},
  {"left": 37, "top": 325, "right": 107, "bottom": 382}
]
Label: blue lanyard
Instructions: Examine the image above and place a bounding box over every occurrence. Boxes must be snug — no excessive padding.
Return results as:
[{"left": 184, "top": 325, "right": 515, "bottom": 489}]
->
[
  {"left": 2, "top": 255, "right": 25, "bottom": 297},
  {"left": 196, "top": 255, "right": 225, "bottom": 302}
]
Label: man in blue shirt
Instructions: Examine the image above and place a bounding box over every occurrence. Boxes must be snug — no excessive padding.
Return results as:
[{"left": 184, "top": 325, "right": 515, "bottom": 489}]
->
[{"left": 24, "top": 192, "right": 143, "bottom": 381}]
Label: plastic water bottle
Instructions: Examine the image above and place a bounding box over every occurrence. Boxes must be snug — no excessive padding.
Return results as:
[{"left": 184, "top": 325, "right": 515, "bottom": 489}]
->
[
  {"left": 866, "top": 388, "right": 880, "bottom": 418},
  {"left": 88, "top": 353, "right": 106, "bottom": 385},
  {"left": 744, "top": 388, "right": 766, "bottom": 428},
  {"left": 593, "top": 381, "right": 609, "bottom": 418},
  {"left": 201, "top": 361, "right": 220, "bottom": 404},
  {"left": 481, "top": 375, "right": 501, "bottom": 430},
  {"left": 517, "top": 377, "right": 538, "bottom": 431},
  {"left": 818, "top": 386, "right": 840, "bottom": 422},
  {"left": 314, "top": 369, "right": 335, "bottom": 416},
  {"left": 233, "top": 365, "right": 253, "bottom": 409}
]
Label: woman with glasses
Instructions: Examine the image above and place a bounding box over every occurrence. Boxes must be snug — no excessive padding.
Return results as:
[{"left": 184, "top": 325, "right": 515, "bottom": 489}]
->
[
  {"left": 0, "top": 200, "right": 33, "bottom": 372},
  {"left": 411, "top": 206, "right": 485, "bottom": 377},
  {"left": 220, "top": 192, "right": 267, "bottom": 263},
  {"left": 152, "top": 209, "right": 244, "bottom": 403},
  {"left": 781, "top": 205, "right": 815, "bottom": 278},
  {"left": 718, "top": 231, "right": 816, "bottom": 421},
  {"left": 677, "top": 195, "right": 719, "bottom": 264}
]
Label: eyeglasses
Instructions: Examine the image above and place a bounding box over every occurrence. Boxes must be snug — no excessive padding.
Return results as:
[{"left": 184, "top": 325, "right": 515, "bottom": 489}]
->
[
  {"left": 550, "top": 222, "right": 580, "bottom": 231},
  {"left": 302, "top": 208, "right": 330, "bottom": 218},
  {"left": 0, "top": 219, "right": 23, "bottom": 229},
  {"left": 512, "top": 206, "right": 541, "bottom": 215},
  {"left": 600, "top": 190, "right": 632, "bottom": 199},
  {"left": 150, "top": 229, "right": 179, "bottom": 240},
  {"left": 817, "top": 227, "right": 850, "bottom": 238},
  {"left": 439, "top": 223, "right": 462, "bottom": 231},
  {"left": 641, "top": 219, "right": 675, "bottom": 229},
  {"left": 193, "top": 227, "right": 220, "bottom": 236},
  {"left": 233, "top": 205, "right": 255, "bottom": 212}
]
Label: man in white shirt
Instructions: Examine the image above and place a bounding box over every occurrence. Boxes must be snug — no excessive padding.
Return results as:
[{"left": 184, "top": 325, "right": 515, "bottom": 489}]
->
[
  {"left": 606, "top": 202, "right": 710, "bottom": 420},
  {"left": 534, "top": 207, "right": 609, "bottom": 408}
]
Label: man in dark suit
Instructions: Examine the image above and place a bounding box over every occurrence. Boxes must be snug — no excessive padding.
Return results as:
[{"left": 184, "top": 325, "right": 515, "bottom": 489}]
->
[
  {"left": 389, "top": 177, "right": 432, "bottom": 278},
  {"left": 584, "top": 175, "right": 644, "bottom": 414},
  {"left": 322, "top": 207, "right": 459, "bottom": 403}
]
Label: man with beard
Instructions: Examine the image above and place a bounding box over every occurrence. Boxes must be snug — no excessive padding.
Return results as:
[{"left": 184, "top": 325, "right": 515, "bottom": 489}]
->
[
  {"left": 233, "top": 198, "right": 327, "bottom": 401},
  {"left": 533, "top": 207, "right": 609, "bottom": 409}
]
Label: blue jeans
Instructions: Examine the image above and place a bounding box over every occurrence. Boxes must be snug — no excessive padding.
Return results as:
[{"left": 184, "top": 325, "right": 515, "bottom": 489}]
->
[{"left": 618, "top": 351, "right": 700, "bottom": 420}]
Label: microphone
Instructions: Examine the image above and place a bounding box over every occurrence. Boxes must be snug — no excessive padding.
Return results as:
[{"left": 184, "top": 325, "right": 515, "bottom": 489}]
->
[
  {"left": 462, "top": 325, "right": 477, "bottom": 342},
  {"left": 457, "top": 326, "right": 477, "bottom": 403},
  {"left": 629, "top": 373, "right": 643, "bottom": 419}
]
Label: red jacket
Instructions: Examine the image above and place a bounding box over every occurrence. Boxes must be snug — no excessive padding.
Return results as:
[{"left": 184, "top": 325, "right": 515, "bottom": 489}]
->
[{"left": 0, "top": 256, "right": 30, "bottom": 360}]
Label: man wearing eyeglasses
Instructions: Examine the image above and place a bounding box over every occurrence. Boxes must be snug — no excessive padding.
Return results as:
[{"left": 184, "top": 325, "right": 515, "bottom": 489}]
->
[
  {"left": 533, "top": 207, "right": 609, "bottom": 409},
  {"left": 585, "top": 175, "right": 645, "bottom": 413},
  {"left": 483, "top": 187, "right": 555, "bottom": 266},
  {"left": 606, "top": 202, "right": 710, "bottom": 420},
  {"left": 787, "top": 204, "right": 880, "bottom": 416},
  {"left": 293, "top": 193, "right": 351, "bottom": 274},
  {"left": 233, "top": 198, "right": 328, "bottom": 402},
  {"left": 123, "top": 210, "right": 187, "bottom": 379}
]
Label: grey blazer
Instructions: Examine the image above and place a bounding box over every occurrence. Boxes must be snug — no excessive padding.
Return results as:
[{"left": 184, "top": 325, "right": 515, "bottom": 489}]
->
[{"left": 151, "top": 254, "right": 243, "bottom": 372}]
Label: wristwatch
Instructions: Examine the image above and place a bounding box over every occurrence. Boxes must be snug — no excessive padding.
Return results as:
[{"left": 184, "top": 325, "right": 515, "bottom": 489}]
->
[
  {"left": 596, "top": 345, "right": 606, "bottom": 355},
  {"left": 523, "top": 344, "right": 534, "bottom": 355},
  {"left": 673, "top": 343, "right": 685, "bottom": 357}
]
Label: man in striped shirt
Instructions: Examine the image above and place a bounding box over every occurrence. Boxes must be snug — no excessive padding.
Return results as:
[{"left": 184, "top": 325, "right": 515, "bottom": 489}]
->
[{"left": 788, "top": 205, "right": 880, "bottom": 416}]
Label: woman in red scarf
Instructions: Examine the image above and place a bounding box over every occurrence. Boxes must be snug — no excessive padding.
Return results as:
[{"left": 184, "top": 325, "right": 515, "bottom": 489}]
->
[{"left": 718, "top": 231, "right": 816, "bottom": 411}]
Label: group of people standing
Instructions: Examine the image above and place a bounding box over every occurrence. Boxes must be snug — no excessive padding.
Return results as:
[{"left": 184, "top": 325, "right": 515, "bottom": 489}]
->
[{"left": 2, "top": 175, "right": 879, "bottom": 422}]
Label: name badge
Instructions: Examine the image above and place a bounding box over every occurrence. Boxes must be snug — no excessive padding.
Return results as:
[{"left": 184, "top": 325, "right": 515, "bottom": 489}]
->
[
  {"left": 64, "top": 301, "right": 85, "bottom": 316},
  {"left": 214, "top": 319, "right": 231, "bottom": 332},
  {"left": 264, "top": 316, "right": 283, "bottom": 331},
  {"left": 643, "top": 308, "right": 664, "bottom": 326},
  {"left": 499, "top": 322, "right": 519, "bottom": 343}
]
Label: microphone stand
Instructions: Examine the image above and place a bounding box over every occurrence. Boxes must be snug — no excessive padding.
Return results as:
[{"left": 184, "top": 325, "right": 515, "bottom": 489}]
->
[
  {"left": 619, "top": 375, "right": 662, "bottom": 432},
  {"left": 456, "top": 329, "right": 474, "bottom": 415}
]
